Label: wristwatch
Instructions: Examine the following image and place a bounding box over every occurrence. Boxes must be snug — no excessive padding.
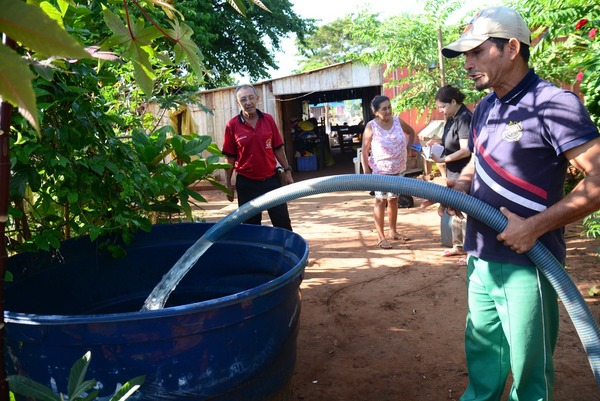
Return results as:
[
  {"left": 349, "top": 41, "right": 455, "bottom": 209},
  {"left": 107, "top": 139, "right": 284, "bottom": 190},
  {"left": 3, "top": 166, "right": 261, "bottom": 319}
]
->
[{"left": 283, "top": 167, "right": 292, "bottom": 172}]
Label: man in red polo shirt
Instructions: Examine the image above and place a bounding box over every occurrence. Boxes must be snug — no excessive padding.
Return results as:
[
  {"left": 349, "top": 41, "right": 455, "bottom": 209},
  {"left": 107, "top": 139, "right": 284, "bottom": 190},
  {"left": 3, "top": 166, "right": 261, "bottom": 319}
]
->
[{"left": 222, "top": 84, "right": 293, "bottom": 230}]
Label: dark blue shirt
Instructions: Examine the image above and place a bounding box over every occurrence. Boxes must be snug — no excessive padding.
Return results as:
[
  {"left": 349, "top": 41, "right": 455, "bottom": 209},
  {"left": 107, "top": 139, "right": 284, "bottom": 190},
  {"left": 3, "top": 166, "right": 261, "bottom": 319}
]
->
[{"left": 466, "top": 69, "right": 600, "bottom": 265}]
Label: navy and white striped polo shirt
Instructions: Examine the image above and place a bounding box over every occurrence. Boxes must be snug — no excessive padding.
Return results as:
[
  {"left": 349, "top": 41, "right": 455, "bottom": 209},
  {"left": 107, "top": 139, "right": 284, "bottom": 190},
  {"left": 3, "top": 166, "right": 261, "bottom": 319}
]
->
[{"left": 465, "top": 69, "right": 599, "bottom": 266}]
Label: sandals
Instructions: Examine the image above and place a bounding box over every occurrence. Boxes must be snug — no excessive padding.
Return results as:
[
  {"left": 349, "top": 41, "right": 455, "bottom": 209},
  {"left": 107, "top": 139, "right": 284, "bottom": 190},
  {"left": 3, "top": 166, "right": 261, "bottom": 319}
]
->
[
  {"left": 457, "top": 256, "right": 468, "bottom": 266},
  {"left": 377, "top": 239, "right": 393, "bottom": 249},
  {"left": 390, "top": 232, "right": 409, "bottom": 241},
  {"left": 377, "top": 232, "right": 409, "bottom": 248},
  {"left": 443, "top": 247, "right": 466, "bottom": 257}
]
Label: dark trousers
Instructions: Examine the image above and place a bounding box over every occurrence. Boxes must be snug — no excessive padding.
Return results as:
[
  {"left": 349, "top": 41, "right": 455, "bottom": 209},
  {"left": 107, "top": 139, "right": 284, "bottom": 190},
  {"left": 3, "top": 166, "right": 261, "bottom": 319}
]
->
[{"left": 235, "top": 173, "right": 293, "bottom": 231}]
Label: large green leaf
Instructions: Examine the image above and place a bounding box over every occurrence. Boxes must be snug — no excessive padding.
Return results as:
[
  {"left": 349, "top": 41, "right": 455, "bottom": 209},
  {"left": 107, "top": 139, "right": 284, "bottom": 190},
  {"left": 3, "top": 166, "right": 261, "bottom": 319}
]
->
[
  {"left": 110, "top": 376, "right": 145, "bottom": 401},
  {"left": 6, "top": 375, "right": 59, "bottom": 401},
  {"left": 0, "top": 45, "right": 39, "bottom": 132},
  {"left": 131, "top": 58, "right": 155, "bottom": 98},
  {"left": 102, "top": 8, "right": 162, "bottom": 49},
  {"left": 184, "top": 135, "right": 212, "bottom": 155},
  {"left": 167, "top": 20, "right": 205, "bottom": 79},
  {"left": 39, "top": 1, "right": 65, "bottom": 29},
  {"left": 102, "top": 8, "right": 160, "bottom": 96},
  {"left": 0, "top": 0, "right": 89, "bottom": 59},
  {"left": 67, "top": 351, "right": 92, "bottom": 398}
]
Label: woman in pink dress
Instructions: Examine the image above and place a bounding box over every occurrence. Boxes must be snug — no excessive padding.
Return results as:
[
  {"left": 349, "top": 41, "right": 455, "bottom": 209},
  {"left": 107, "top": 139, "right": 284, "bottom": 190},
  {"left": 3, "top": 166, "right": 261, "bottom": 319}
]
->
[{"left": 361, "top": 95, "right": 415, "bottom": 249}]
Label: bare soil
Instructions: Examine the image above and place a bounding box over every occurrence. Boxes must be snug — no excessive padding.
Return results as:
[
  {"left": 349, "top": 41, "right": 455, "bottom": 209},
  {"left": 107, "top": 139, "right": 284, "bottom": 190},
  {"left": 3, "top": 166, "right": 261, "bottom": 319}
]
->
[{"left": 197, "top": 150, "right": 600, "bottom": 401}]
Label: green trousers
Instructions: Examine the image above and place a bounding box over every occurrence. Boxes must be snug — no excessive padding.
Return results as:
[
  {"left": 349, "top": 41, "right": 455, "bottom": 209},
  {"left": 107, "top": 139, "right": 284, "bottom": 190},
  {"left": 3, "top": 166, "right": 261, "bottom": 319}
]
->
[{"left": 460, "top": 256, "right": 559, "bottom": 401}]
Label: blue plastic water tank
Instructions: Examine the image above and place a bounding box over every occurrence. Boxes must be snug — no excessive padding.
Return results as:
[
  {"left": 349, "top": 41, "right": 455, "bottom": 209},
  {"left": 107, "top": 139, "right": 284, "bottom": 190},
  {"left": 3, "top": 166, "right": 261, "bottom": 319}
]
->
[{"left": 5, "top": 223, "right": 309, "bottom": 401}]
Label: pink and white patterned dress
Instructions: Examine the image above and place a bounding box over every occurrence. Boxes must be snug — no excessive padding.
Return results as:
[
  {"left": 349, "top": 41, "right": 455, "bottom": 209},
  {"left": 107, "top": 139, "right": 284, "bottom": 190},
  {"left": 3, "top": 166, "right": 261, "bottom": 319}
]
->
[{"left": 368, "top": 117, "right": 407, "bottom": 175}]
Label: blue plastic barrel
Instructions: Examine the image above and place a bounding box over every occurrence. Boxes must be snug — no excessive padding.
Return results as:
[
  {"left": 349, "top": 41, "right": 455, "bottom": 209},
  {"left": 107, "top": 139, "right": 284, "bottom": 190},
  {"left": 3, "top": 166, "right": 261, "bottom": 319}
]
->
[{"left": 4, "top": 223, "right": 309, "bottom": 401}]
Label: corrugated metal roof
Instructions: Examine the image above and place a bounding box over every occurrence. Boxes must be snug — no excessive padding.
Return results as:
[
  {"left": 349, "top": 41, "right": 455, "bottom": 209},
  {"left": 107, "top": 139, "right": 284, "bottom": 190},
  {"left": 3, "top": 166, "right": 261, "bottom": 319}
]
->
[
  {"left": 196, "top": 61, "right": 383, "bottom": 96},
  {"left": 271, "top": 62, "right": 383, "bottom": 95}
]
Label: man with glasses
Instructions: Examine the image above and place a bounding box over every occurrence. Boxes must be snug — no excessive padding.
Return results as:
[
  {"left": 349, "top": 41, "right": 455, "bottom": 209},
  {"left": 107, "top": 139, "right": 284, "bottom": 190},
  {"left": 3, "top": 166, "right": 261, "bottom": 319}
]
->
[{"left": 222, "top": 84, "right": 293, "bottom": 230}]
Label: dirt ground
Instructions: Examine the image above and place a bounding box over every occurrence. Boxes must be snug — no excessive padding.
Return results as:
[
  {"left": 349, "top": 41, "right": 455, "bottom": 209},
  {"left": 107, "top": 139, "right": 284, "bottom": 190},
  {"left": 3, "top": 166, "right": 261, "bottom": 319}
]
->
[{"left": 197, "top": 150, "right": 600, "bottom": 401}]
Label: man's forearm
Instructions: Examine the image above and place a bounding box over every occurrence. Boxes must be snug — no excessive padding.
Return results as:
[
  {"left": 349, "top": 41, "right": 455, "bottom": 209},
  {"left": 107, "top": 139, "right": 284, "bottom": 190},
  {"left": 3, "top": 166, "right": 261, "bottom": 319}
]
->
[
  {"left": 225, "top": 157, "right": 235, "bottom": 186},
  {"left": 530, "top": 172, "right": 600, "bottom": 236},
  {"left": 274, "top": 148, "right": 291, "bottom": 170},
  {"left": 454, "top": 163, "right": 475, "bottom": 192}
]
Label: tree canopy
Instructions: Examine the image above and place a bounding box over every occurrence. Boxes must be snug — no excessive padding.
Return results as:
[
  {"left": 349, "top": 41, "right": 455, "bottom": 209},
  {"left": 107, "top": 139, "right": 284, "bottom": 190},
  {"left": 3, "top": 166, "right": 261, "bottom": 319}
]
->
[
  {"left": 180, "top": 0, "right": 313, "bottom": 88},
  {"left": 293, "top": 0, "right": 600, "bottom": 125},
  {"left": 294, "top": 0, "right": 481, "bottom": 116},
  {"left": 295, "top": 11, "right": 378, "bottom": 72},
  {"left": 514, "top": 0, "right": 600, "bottom": 125}
]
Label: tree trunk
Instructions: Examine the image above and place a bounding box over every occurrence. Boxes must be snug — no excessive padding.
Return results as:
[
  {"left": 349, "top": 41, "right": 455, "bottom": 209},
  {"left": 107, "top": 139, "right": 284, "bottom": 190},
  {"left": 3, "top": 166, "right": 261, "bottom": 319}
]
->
[
  {"left": 0, "top": 34, "right": 16, "bottom": 401},
  {"left": 437, "top": 27, "right": 446, "bottom": 87}
]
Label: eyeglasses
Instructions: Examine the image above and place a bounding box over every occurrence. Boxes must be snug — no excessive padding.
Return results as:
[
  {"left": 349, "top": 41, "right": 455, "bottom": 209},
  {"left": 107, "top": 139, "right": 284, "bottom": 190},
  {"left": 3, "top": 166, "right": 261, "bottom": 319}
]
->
[{"left": 238, "top": 95, "right": 257, "bottom": 104}]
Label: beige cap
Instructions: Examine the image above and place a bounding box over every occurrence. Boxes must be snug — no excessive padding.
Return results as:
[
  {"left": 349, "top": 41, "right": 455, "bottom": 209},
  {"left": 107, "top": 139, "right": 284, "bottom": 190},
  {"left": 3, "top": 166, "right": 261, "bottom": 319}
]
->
[{"left": 442, "top": 6, "right": 531, "bottom": 58}]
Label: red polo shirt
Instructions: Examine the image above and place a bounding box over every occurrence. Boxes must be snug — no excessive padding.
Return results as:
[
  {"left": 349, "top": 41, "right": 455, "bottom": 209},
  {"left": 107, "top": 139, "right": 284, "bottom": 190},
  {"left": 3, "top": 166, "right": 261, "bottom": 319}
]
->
[{"left": 222, "top": 110, "right": 284, "bottom": 180}]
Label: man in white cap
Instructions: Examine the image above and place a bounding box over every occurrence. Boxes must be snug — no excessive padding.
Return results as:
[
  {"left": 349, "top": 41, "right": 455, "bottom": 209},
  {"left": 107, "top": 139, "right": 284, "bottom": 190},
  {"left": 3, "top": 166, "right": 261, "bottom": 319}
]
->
[{"left": 441, "top": 6, "right": 600, "bottom": 401}]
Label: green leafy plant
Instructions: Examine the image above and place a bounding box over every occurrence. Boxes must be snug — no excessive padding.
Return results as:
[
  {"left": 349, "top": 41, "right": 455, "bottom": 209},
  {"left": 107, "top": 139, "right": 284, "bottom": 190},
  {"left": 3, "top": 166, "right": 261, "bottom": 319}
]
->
[
  {"left": 8, "top": 100, "right": 230, "bottom": 257},
  {"left": 515, "top": 0, "right": 600, "bottom": 124},
  {"left": 7, "top": 352, "right": 144, "bottom": 401},
  {"left": 0, "top": 2, "right": 301, "bottom": 400},
  {"left": 583, "top": 211, "right": 600, "bottom": 256},
  {"left": 1, "top": 0, "right": 236, "bottom": 257}
]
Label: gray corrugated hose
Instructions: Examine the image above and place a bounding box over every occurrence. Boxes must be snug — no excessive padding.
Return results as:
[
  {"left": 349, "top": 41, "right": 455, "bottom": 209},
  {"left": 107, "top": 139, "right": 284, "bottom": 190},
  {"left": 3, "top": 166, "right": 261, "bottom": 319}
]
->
[{"left": 165, "top": 174, "right": 600, "bottom": 388}]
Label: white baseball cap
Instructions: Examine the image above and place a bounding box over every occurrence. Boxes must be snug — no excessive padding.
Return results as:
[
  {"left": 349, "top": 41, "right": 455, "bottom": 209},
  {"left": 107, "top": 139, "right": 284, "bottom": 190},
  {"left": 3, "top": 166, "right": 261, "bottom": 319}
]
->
[{"left": 442, "top": 6, "right": 531, "bottom": 58}]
